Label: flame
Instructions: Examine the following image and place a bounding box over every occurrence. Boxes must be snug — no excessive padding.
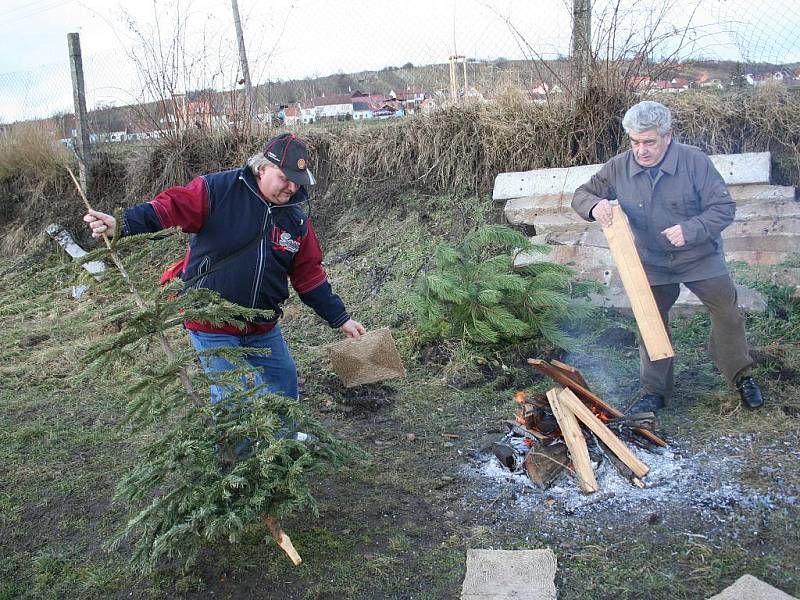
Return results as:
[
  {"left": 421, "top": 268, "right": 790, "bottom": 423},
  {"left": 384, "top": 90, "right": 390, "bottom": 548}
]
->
[{"left": 515, "top": 390, "right": 527, "bottom": 404}]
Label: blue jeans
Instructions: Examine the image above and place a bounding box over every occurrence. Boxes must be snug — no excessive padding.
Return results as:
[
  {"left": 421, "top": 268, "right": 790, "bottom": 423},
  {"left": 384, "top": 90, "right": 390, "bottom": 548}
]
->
[{"left": 187, "top": 325, "right": 299, "bottom": 404}]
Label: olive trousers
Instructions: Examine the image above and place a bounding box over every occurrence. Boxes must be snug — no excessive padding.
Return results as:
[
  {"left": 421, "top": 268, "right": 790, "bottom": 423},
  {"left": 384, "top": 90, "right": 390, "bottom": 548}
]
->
[{"left": 639, "top": 274, "right": 753, "bottom": 400}]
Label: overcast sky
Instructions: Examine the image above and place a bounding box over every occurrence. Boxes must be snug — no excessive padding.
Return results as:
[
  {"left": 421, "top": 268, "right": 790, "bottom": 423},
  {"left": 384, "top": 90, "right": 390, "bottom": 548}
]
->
[{"left": 1, "top": 0, "right": 798, "bottom": 122}]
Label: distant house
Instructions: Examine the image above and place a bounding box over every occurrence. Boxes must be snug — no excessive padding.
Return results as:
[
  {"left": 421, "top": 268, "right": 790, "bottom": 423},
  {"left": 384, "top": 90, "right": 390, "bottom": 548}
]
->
[
  {"left": 300, "top": 100, "right": 315, "bottom": 124},
  {"left": 699, "top": 78, "right": 724, "bottom": 90},
  {"left": 351, "top": 101, "right": 374, "bottom": 120},
  {"left": 418, "top": 98, "right": 440, "bottom": 114},
  {"left": 313, "top": 93, "right": 353, "bottom": 120},
  {"left": 283, "top": 104, "right": 301, "bottom": 126}
]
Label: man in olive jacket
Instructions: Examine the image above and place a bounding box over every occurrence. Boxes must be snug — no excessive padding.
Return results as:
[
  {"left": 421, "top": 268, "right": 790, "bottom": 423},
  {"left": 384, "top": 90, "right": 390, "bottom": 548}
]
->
[{"left": 572, "top": 100, "right": 764, "bottom": 413}]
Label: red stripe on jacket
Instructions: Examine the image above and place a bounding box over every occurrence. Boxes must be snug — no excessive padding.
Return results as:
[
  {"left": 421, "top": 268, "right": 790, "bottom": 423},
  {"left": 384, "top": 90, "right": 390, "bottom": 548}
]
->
[
  {"left": 149, "top": 177, "right": 208, "bottom": 233},
  {"left": 289, "top": 220, "right": 329, "bottom": 294}
]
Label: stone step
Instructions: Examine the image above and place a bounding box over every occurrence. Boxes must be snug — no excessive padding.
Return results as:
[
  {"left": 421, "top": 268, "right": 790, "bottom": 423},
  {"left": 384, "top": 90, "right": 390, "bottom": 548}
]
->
[
  {"left": 722, "top": 217, "right": 800, "bottom": 252},
  {"left": 506, "top": 187, "right": 799, "bottom": 227},
  {"left": 493, "top": 152, "right": 771, "bottom": 200},
  {"left": 589, "top": 284, "right": 767, "bottom": 315},
  {"left": 724, "top": 250, "right": 792, "bottom": 265}
]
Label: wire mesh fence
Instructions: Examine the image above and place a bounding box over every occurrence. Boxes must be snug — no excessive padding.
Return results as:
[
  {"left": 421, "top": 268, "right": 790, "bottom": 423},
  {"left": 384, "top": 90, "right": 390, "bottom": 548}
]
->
[{"left": 1, "top": 0, "right": 798, "bottom": 129}]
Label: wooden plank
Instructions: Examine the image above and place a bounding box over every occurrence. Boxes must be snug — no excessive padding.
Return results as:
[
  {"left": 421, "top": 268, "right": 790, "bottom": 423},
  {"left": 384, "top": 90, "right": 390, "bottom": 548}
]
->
[
  {"left": 550, "top": 359, "right": 591, "bottom": 390},
  {"left": 527, "top": 358, "right": 668, "bottom": 448},
  {"left": 603, "top": 203, "right": 674, "bottom": 361},
  {"left": 545, "top": 388, "right": 598, "bottom": 494},
  {"left": 558, "top": 388, "right": 649, "bottom": 478},
  {"left": 492, "top": 152, "right": 771, "bottom": 200}
]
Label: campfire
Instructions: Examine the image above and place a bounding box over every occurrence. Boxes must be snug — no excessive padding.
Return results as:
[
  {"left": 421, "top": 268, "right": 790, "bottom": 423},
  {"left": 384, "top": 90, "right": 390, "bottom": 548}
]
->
[{"left": 492, "top": 359, "right": 667, "bottom": 494}]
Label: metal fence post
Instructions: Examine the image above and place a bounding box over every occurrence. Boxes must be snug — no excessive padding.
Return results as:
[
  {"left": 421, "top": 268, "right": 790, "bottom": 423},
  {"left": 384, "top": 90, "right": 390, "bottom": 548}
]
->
[{"left": 68, "top": 32, "right": 91, "bottom": 193}]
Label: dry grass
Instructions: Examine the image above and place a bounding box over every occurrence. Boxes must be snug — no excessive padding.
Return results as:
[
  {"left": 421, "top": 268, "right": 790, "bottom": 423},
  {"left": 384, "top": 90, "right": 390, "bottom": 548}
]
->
[
  {"left": 2, "top": 86, "right": 799, "bottom": 257},
  {"left": 0, "top": 122, "right": 70, "bottom": 183}
]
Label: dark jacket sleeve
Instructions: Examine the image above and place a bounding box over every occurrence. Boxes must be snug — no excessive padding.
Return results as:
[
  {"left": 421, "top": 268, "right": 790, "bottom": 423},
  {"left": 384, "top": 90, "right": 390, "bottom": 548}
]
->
[
  {"left": 572, "top": 160, "right": 617, "bottom": 221},
  {"left": 123, "top": 176, "right": 209, "bottom": 235},
  {"left": 289, "top": 221, "right": 350, "bottom": 328},
  {"left": 679, "top": 151, "right": 735, "bottom": 247}
]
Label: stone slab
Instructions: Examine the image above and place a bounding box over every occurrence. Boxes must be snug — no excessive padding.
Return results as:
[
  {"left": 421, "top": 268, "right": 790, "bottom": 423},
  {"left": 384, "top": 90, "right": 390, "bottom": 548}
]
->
[
  {"left": 706, "top": 574, "right": 797, "bottom": 600},
  {"left": 730, "top": 184, "right": 796, "bottom": 203},
  {"left": 589, "top": 283, "right": 767, "bottom": 315},
  {"left": 505, "top": 189, "right": 799, "bottom": 227},
  {"left": 460, "top": 549, "right": 557, "bottom": 600},
  {"left": 725, "top": 250, "right": 792, "bottom": 265},
  {"left": 493, "top": 152, "right": 771, "bottom": 200}
]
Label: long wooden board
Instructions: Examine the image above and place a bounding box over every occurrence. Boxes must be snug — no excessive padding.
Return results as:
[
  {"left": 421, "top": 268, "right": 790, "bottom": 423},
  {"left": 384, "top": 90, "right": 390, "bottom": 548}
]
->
[
  {"left": 603, "top": 203, "right": 674, "bottom": 361},
  {"left": 558, "top": 388, "right": 649, "bottom": 478},
  {"left": 546, "top": 388, "right": 598, "bottom": 494}
]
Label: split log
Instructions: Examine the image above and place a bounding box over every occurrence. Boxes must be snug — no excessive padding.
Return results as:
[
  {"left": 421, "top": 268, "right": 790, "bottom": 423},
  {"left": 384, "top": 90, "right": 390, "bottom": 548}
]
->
[
  {"left": 264, "top": 516, "right": 302, "bottom": 566},
  {"left": 602, "top": 203, "right": 674, "bottom": 361},
  {"left": 546, "top": 388, "right": 598, "bottom": 494},
  {"left": 557, "top": 388, "right": 649, "bottom": 478},
  {"left": 524, "top": 443, "right": 568, "bottom": 489},
  {"left": 527, "top": 359, "right": 667, "bottom": 448}
]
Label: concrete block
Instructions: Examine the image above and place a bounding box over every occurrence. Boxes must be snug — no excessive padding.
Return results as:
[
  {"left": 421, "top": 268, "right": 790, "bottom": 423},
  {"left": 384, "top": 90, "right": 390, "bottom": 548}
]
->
[
  {"left": 722, "top": 217, "right": 800, "bottom": 252},
  {"left": 725, "top": 250, "right": 792, "bottom": 265},
  {"left": 493, "top": 152, "right": 771, "bottom": 200},
  {"left": 461, "top": 549, "right": 557, "bottom": 600},
  {"left": 590, "top": 283, "right": 766, "bottom": 315},
  {"left": 730, "top": 184, "right": 796, "bottom": 203},
  {"left": 505, "top": 187, "right": 798, "bottom": 227}
]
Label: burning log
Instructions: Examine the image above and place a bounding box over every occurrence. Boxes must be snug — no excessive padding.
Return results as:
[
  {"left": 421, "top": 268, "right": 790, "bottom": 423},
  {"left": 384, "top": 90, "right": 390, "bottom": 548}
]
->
[
  {"left": 527, "top": 359, "right": 667, "bottom": 448},
  {"left": 524, "top": 443, "right": 569, "bottom": 489},
  {"left": 546, "top": 388, "right": 598, "bottom": 494},
  {"left": 550, "top": 359, "right": 591, "bottom": 390}
]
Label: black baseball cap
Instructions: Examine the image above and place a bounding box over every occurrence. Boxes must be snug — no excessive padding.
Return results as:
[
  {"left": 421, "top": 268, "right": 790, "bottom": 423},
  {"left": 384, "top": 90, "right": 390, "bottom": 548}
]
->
[{"left": 263, "top": 133, "right": 316, "bottom": 186}]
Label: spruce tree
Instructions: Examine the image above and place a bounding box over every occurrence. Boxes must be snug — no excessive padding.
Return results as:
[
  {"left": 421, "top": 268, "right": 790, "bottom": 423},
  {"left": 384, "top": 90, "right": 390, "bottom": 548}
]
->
[
  {"left": 78, "top": 223, "right": 352, "bottom": 572},
  {"left": 410, "top": 224, "right": 592, "bottom": 348}
]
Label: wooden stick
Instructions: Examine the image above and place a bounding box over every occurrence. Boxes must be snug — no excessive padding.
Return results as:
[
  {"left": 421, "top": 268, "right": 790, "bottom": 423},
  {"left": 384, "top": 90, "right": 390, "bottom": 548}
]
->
[
  {"left": 264, "top": 516, "right": 303, "bottom": 566},
  {"left": 527, "top": 359, "right": 667, "bottom": 448},
  {"left": 603, "top": 203, "right": 674, "bottom": 361},
  {"left": 66, "top": 166, "right": 199, "bottom": 404},
  {"left": 546, "top": 388, "right": 598, "bottom": 494},
  {"left": 557, "top": 388, "right": 649, "bottom": 478}
]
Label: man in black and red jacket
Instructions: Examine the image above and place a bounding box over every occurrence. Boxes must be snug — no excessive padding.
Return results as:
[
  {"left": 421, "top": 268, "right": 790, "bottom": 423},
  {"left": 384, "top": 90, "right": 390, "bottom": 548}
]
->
[{"left": 84, "top": 133, "right": 365, "bottom": 407}]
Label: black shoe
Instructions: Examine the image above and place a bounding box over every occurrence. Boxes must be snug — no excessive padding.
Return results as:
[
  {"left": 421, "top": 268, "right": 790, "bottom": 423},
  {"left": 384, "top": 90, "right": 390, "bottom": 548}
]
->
[
  {"left": 736, "top": 376, "right": 764, "bottom": 409},
  {"left": 628, "top": 393, "right": 665, "bottom": 415}
]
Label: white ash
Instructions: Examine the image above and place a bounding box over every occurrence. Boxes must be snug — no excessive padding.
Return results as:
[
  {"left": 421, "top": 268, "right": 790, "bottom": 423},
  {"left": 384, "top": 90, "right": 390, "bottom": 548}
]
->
[{"left": 461, "top": 434, "right": 799, "bottom": 533}]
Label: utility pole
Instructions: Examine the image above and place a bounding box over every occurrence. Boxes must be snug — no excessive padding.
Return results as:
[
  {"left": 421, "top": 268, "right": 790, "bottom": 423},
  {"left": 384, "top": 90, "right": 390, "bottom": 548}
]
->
[
  {"left": 67, "top": 32, "right": 91, "bottom": 193},
  {"left": 449, "top": 54, "right": 465, "bottom": 102},
  {"left": 572, "top": 0, "right": 592, "bottom": 99},
  {"left": 231, "top": 0, "right": 254, "bottom": 120}
]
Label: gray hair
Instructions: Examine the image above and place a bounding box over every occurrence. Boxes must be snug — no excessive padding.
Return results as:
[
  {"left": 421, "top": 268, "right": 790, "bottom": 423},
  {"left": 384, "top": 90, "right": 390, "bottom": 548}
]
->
[
  {"left": 622, "top": 101, "right": 672, "bottom": 135},
  {"left": 246, "top": 153, "right": 278, "bottom": 177}
]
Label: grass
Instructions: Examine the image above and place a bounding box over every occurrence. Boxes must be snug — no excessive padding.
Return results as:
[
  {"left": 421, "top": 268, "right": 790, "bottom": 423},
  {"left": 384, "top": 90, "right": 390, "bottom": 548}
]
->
[{"left": 1, "top": 186, "right": 799, "bottom": 599}]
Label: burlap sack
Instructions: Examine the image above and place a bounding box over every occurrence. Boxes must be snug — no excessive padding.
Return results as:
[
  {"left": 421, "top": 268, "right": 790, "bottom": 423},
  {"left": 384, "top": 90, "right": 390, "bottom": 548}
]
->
[{"left": 325, "top": 327, "right": 405, "bottom": 387}]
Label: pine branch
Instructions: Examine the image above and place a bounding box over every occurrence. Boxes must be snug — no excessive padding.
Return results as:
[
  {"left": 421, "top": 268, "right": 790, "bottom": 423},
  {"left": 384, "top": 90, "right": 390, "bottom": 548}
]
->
[{"left": 66, "top": 166, "right": 199, "bottom": 404}]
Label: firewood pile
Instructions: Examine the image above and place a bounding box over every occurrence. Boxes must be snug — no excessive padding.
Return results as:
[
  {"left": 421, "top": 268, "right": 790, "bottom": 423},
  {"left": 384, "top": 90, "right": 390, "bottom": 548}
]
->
[{"left": 492, "top": 358, "right": 667, "bottom": 494}]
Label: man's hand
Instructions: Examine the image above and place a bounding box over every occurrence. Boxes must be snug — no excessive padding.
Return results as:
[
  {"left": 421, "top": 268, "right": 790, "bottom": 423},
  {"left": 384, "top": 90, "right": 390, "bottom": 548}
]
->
[
  {"left": 339, "top": 319, "right": 366, "bottom": 340},
  {"left": 83, "top": 210, "right": 116, "bottom": 239},
  {"left": 661, "top": 224, "right": 685, "bottom": 247},
  {"left": 590, "top": 199, "right": 614, "bottom": 227}
]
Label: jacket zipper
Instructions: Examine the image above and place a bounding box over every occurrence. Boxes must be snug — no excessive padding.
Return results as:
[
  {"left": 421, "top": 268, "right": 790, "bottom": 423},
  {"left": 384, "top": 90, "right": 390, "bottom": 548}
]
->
[{"left": 239, "top": 174, "right": 273, "bottom": 308}]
